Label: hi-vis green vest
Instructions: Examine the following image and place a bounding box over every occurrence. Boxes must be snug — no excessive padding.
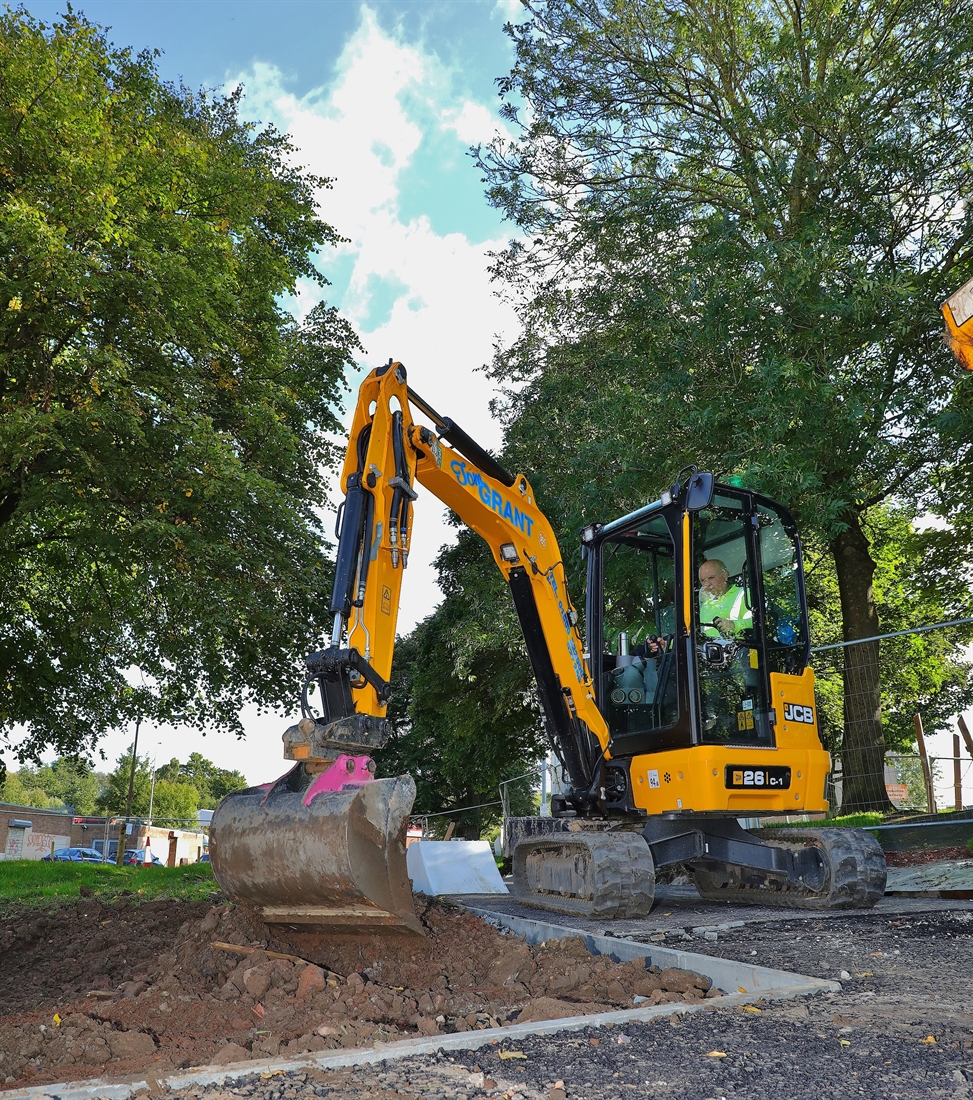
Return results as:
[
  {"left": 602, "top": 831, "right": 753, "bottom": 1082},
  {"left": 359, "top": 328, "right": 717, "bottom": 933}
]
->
[{"left": 699, "top": 585, "right": 752, "bottom": 638}]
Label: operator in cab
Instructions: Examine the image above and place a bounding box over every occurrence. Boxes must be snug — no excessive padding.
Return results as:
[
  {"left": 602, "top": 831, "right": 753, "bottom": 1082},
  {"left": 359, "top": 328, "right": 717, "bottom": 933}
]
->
[{"left": 698, "top": 558, "right": 752, "bottom": 639}]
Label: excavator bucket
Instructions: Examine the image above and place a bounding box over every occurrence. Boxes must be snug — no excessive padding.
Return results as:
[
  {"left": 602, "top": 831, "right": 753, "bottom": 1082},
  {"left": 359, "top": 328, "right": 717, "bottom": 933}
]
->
[{"left": 209, "top": 768, "right": 422, "bottom": 935}]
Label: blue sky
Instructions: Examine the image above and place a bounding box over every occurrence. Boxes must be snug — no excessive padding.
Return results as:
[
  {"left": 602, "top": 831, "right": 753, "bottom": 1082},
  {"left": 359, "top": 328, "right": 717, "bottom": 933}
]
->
[{"left": 19, "top": 0, "right": 525, "bottom": 781}]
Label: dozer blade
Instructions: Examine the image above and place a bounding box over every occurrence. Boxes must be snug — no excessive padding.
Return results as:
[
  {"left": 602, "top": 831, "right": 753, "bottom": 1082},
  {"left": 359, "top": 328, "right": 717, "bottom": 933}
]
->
[{"left": 209, "top": 771, "right": 422, "bottom": 935}]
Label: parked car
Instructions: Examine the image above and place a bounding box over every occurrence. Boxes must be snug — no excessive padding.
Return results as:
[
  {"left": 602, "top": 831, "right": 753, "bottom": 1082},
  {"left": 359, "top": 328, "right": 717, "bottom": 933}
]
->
[
  {"left": 121, "top": 849, "right": 164, "bottom": 867},
  {"left": 41, "top": 847, "right": 106, "bottom": 863}
]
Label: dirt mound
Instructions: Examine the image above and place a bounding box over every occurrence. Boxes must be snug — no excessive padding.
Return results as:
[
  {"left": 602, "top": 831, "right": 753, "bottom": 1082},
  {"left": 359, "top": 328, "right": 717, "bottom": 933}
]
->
[{"left": 0, "top": 896, "right": 719, "bottom": 1091}]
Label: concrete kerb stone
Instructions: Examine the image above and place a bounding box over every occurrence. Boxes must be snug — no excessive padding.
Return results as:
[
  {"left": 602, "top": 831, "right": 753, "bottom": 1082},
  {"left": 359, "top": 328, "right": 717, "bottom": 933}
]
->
[
  {"left": 463, "top": 906, "right": 837, "bottom": 997},
  {"left": 0, "top": 911, "right": 840, "bottom": 1100}
]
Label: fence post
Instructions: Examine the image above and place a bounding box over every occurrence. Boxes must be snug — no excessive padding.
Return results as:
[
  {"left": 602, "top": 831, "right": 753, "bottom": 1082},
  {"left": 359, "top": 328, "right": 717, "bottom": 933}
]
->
[
  {"left": 959, "top": 715, "right": 973, "bottom": 761},
  {"left": 914, "top": 713, "right": 936, "bottom": 813},
  {"left": 954, "top": 733, "right": 963, "bottom": 812}
]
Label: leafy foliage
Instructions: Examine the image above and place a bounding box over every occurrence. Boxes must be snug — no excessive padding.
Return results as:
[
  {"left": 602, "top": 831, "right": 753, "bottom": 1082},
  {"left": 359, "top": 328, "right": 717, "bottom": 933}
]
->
[
  {"left": 808, "top": 508, "right": 973, "bottom": 755},
  {"left": 0, "top": 9, "right": 360, "bottom": 773},
  {"left": 475, "top": 0, "right": 973, "bottom": 809},
  {"left": 154, "top": 752, "right": 247, "bottom": 810},
  {"left": 0, "top": 745, "right": 243, "bottom": 824},
  {"left": 0, "top": 768, "right": 64, "bottom": 809},
  {"left": 94, "top": 745, "right": 152, "bottom": 818},
  {"left": 0, "top": 757, "right": 103, "bottom": 813},
  {"left": 95, "top": 745, "right": 233, "bottom": 824},
  {"left": 483, "top": 0, "right": 973, "bottom": 536}
]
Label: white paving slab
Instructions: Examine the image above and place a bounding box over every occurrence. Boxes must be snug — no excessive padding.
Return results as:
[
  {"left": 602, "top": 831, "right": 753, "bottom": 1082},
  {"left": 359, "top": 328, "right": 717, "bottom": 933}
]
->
[{"left": 407, "top": 841, "right": 508, "bottom": 896}]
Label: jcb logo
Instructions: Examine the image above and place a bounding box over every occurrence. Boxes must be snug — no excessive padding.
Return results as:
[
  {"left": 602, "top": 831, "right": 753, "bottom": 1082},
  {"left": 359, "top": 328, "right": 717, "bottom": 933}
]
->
[
  {"left": 783, "top": 703, "right": 814, "bottom": 724},
  {"left": 733, "top": 769, "right": 766, "bottom": 787}
]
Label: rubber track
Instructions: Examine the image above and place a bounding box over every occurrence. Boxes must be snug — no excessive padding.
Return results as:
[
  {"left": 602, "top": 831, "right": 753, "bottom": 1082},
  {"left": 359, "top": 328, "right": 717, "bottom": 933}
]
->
[
  {"left": 512, "top": 832, "right": 656, "bottom": 920},
  {"left": 690, "top": 827, "right": 887, "bottom": 910}
]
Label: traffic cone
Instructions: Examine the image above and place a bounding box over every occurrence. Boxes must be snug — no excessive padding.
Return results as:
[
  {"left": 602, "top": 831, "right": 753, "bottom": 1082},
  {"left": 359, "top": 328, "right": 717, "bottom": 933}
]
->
[{"left": 143, "top": 836, "right": 152, "bottom": 867}]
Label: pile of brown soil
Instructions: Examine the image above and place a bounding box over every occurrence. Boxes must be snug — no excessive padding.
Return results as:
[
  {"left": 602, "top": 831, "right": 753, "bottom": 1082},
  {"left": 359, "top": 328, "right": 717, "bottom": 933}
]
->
[{"left": 0, "top": 896, "right": 719, "bottom": 1091}]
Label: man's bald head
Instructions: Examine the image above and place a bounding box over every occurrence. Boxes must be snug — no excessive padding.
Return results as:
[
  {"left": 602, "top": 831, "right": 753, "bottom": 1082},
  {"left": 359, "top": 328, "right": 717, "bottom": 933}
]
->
[{"left": 699, "top": 559, "right": 730, "bottom": 597}]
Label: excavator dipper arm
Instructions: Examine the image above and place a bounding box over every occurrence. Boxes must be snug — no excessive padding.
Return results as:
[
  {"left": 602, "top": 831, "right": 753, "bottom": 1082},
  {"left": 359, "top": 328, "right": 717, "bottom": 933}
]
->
[{"left": 282, "top": 363, "right": 608, "bottom": 770}]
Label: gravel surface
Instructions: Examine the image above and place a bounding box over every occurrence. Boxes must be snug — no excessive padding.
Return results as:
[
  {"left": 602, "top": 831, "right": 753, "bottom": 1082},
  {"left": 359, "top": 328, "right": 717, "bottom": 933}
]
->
[{"left": 9, "top": 889, "right": 968, "bottom": 1100}]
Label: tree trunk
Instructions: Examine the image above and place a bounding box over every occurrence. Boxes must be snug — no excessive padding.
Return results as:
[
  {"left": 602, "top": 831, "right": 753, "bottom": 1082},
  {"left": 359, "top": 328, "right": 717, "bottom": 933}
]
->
[{"left": 830, "top": 516, "right": 894, "bottom": 813}]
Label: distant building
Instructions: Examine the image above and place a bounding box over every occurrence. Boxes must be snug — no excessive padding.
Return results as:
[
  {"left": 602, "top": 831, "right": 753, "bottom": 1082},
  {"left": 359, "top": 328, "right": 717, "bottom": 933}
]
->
[
  {"left": 0, "top": 803, "right": 74, "bottom": 860},
  {"left": 0, "top": 802, "right": 208, "bottom": 864}
]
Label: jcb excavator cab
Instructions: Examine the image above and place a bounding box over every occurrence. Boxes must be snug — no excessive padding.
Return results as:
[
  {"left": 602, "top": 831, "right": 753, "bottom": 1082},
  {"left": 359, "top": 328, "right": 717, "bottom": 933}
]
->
[
  {"left": 585, "top": 478, "right": 811, "bottom": 785},
  {"left": 510, "top": 473, "right": 884, "bottom": 916}
]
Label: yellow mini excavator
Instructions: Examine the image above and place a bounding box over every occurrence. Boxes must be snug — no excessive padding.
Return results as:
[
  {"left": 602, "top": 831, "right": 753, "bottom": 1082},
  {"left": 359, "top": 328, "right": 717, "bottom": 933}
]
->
[{"left": 209, "top": 361, "right": 887, "bottom": 933}]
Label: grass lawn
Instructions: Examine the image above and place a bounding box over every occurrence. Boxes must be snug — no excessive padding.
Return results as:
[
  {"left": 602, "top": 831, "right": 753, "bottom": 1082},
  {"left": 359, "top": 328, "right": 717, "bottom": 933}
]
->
[
  {"left": 761, "top": 812, "right": 886, "bottom": 829},
  {"left": 0, "top": 858, "right": 218, "bottom": 911}
]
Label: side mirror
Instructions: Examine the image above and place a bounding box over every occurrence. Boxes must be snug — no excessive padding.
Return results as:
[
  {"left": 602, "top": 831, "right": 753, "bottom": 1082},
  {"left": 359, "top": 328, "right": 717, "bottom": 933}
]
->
[{"left": 685, "top": 471, "right": 715, "bottom": 511}]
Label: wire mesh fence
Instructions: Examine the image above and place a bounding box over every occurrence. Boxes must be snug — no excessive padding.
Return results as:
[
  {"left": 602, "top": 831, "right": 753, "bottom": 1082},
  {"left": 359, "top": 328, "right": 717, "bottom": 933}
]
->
[{"left": 812, "top": 617, "right": 973, "bottom": 814}]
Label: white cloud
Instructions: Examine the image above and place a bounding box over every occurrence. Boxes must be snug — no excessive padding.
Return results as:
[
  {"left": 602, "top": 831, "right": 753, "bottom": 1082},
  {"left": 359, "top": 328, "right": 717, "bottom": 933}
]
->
[
  {"left": 217, "top": 7, "right": 520, "bottom": 780},
  {"left": 493, "top": 0, "right": 525, "bottom": 22},
  {"left": 235, "top": 10, "right": 516, "bottom": 442},
  {"left": 442, "top": 99, "right": 508, "bottom": 145}
]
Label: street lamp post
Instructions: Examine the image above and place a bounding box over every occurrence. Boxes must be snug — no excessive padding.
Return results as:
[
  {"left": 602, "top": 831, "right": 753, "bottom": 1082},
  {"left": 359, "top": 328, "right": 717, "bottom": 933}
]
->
[
  {"left": 147, "top": 742, "right": 163, "bottom": 826},
  {"left": 115, "top": 717, "right": 140, "bottom": 866}
]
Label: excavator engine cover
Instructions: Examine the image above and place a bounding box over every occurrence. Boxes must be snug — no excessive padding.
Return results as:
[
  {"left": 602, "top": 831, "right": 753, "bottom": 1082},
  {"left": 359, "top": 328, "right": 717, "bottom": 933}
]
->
[{"left": 209, "top": 765, "right": 422, "bottom": 935}]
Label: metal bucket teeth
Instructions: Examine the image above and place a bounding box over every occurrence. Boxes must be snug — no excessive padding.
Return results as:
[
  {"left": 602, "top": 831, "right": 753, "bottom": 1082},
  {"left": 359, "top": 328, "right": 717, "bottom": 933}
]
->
[{"left": 209, "top": 772, "right": 422, "bottom": 935}]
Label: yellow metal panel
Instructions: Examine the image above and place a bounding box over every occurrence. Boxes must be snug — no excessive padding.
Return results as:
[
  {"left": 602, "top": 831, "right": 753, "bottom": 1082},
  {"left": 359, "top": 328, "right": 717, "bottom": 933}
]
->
[
  {"left": 628, "top": 739, "right": 830, "bottom": 815},
  {"left": 942, "top": 277, "right": 973, "bottom": 371},
  {"left": 769, "top": 668, "right": 822, "bottom": 748}
]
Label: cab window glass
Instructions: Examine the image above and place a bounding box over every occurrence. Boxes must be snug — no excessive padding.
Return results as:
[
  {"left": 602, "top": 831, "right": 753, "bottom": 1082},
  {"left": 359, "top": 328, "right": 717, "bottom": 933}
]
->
[
  {"left": 602, "top": 516, "right": 679, "bottom": 739},
  {"left": 757, "top": 505, "right": 807, "bottom": 673},
  {"left": 694, "top": 501, "right": 772, "bottom": 746}
]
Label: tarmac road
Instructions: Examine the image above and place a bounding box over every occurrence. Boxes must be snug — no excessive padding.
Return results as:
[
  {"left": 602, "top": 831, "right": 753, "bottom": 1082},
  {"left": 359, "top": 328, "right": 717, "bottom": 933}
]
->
[{"left": 128, "top": 890, "right": 973, "bottom": 1100}]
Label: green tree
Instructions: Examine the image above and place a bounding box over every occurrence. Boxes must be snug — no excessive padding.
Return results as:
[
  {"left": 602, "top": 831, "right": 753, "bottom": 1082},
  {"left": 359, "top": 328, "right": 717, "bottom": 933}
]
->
[
  {"left": 155, "top": 752, "right": 246, "bottom": 808},
  {"left": 0, "top": 765, "right": 63, "bottom": 808},
  {"left": 182, "top": 752, "right": 242, "bottom": 803},
  {"left": 0, "top": 9, "right": 359, "bottom": 778},
  {"left": 807, "top": 508, "right": 973, "bottom": 774},
  {"left": 479, "top": 0, "right": 973, "bottom": 810},
  {"left": 27, "top": 757, "right": 103, "bottom": 814},
  {"left": 149, "top": 778, "right": 200, "bottom": 826}
]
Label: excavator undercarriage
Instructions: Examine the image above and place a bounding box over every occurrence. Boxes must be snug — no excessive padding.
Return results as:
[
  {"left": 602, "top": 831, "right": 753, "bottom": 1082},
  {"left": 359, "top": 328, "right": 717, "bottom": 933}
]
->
[{"left": 210, "top": 360, "right": 887, "bottom": 932}]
